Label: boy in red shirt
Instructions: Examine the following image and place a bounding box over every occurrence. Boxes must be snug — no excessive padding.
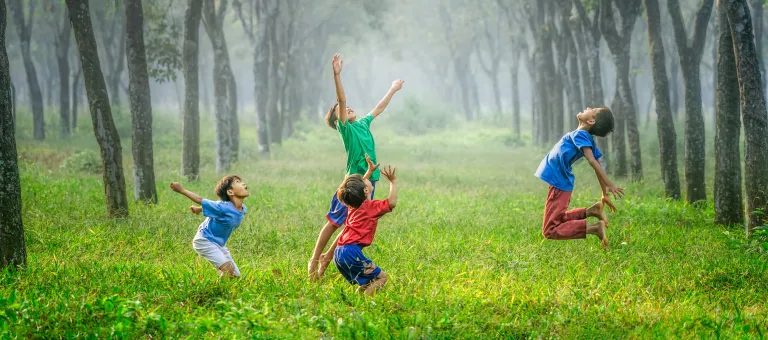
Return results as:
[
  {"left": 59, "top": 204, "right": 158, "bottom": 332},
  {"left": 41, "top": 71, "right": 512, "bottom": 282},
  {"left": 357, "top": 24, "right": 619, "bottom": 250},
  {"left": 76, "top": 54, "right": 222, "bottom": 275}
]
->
[{"left": 332, "top": 165, "right": 398, "bottom": 296}]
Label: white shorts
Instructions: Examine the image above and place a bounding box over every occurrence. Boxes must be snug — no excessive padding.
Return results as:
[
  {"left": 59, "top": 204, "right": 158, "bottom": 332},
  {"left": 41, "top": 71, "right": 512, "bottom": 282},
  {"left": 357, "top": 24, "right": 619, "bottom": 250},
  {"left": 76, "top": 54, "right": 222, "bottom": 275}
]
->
[{"left": 192, "top": 232, "right": 241, "bottom": 276}]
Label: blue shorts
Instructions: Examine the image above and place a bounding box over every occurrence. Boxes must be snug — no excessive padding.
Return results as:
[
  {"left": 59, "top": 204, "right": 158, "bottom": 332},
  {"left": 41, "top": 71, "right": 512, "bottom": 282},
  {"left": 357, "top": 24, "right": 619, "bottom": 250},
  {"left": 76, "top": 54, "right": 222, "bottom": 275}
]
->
[
  {"left": 334, "top": 244, "right": 382, "bottom": 286},
  {"left": 326, "top": 180, "right": 376, "bottom": 227}
]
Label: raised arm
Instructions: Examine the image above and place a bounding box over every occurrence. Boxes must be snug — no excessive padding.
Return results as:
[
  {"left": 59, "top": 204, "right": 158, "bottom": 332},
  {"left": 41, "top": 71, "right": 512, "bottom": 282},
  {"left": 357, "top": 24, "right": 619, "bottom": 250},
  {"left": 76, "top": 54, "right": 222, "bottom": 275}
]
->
[
  {"left": 170, "top": 182, "right": 203, "bottom": 204},
  {"left": 380, "top": 165, "right": 398, "bottom": 209},
  {"left": 583, "top": 148, "right": 624, "bottom": 211},
  {"left": 332, "top": 54, "right": 348, "bottom": 125},
  {"left": 370, "top": 80, "right": 404, "bottom": 118}
]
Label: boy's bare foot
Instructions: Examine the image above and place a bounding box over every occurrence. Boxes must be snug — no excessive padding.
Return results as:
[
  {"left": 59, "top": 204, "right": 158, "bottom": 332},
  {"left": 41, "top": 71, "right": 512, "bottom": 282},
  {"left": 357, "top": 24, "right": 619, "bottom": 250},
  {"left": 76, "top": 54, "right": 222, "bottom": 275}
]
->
[
  {"left": 587, "top": 201, "right": 609, "bottom": 227},
  {"left": 317, "top": 253, "right": 333, "bottom": 278},
  {"left": 308, "top": 259, "right": 319, "bottom": 281},
  {"left": 587, "top": 220, "right": 608, "bottom": 250}
]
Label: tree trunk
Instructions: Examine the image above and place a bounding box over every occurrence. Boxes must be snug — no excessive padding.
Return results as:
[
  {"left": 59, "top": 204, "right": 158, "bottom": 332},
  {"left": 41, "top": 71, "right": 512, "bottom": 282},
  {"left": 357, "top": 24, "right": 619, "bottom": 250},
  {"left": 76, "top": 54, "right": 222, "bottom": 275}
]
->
[
  {"left": 126, "top": 0, "right": 157, "bottom": 204},
  {"left": 510, "top": 59, "right": 520, "bottom": 137},
  {"left": 226, "top": 61, "right": 239, "bottom": 161},
  {"left": 254, "top": 0, "right": 271, "bottom": 156},
  {"left": 714, "top": 0, "right": 743, "bottom": 225},
  {"left": 71, "top": 66, "right": 82, "bottom": 130},
  {"left": 111, "top": 28, "right": 127, "bottom": 109},
  {"left": 668, "top": 41, "right": 682, "bottom": 118},
  {"left": 601, "top": 0, "right": 643, "bottom": 179},
  {"left": 0, "top": 0, "right": 27, "bottom": 270},
  {"left": 267, "top": 15, "right": 282, "bottom": 144},
  {"left": 750, "top": 0, "right": 765, "bottom": 96},
  {"left": 9, "top": 0, "right": 45, "bottom": 140},
  {"left": 67, "top": 0, "right": 129, "bottom": 217},
  {"left": 644, "top": 0, "right": 682, "bottom": 199},
  {"left": 11, "top": 82, "right": 16, "bottom": 125},
  {"left": 182, "top": 0, "right": 202, "bottom": 180},
  {"left": 203, "top": 0, "right": 232, "bottom": 173},
  {"left": 668, "top": 0, "right": 713, "bottom": 203},
  {"left": 725, "top": 0, "right": 768, "bottom": 234},
  {"left": 57, "top": 9, "right": 72, "bottom": 138}
]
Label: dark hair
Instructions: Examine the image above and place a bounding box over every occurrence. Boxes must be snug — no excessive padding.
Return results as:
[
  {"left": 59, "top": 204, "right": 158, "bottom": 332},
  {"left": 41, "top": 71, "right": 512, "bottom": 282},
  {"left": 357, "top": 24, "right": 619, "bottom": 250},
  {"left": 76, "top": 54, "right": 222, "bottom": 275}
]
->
[
  {"left": 325, "top": 103, "right": 338, "bottom": 130},
  {"left": 337, "top": 175, "right": 367, "bottom": 208},
  {"left": 214, "top": 175, "right": 241, "bottom": 201},
  {"left": 590, "top": 107, "right": 614, "bottom": 137}
]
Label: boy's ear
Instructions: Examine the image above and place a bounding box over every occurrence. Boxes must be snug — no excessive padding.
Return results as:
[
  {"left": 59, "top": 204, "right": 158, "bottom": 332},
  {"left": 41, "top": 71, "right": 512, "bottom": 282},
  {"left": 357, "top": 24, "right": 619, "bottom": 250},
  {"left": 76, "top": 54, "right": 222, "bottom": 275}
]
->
[{"left": 227, "top": 189, "right": 234, "bottom": 197}]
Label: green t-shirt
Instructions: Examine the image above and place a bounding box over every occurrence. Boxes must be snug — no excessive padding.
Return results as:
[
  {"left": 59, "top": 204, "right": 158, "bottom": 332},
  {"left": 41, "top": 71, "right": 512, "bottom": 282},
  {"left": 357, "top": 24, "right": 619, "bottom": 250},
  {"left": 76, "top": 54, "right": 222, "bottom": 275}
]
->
[{"left": 336, "top": 114, "right": 379, "bottom": 181}]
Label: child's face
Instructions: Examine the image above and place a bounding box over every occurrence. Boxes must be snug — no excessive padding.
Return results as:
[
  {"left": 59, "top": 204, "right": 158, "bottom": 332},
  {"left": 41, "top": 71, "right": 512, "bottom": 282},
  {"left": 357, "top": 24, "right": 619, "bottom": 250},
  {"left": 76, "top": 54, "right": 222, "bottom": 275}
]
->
[
  {"left": 577, "top": 107, "right": 598, "bottom": 127},
  {"left": 363, "top": 178, "right": 373, "bottom": 200},
  {"left": 346, "top": 107, "right": 357, "bottom": 122},
  {"left": 228, "top": 178, "right": 250, "bottom": 198}
]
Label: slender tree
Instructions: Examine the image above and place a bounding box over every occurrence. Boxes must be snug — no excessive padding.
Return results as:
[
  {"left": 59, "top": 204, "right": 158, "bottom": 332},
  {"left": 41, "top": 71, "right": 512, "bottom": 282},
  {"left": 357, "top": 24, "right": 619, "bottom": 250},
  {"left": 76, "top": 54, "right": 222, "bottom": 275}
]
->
[
  {"left": 0, "top": 0, "right": 27, "bottom": 270},
  {"left": 202, "top": 0, "right": 235, "bottom": 173},
  {"left": 668, "top": 0, "right": 714, "bottom": 203},
  {"left": 67, "top": 0, "right": 129, "bottom": 217},
  {"left": 125, "top": 0, "right": 157, "bottom": 203},
  {"left": 600, "top": 0, "right": 643, "bottom": 180},
  {"left": 643, "top": 0, "right": 682, "bottom": 199},
  {"left": 8, "top": 0, "right": 45, "bottom": 140},
  {"left": 52, "top": 3, "right": 72, "bottom": 138},
  {"left": 724, "top": 0, "right": 768, "bottom": 234},
  {"left": 714, "top": 0, "right": 743, "bottom": 225},
  {"left": 182, "top": 0, "right": 203, "bottom": 179}
]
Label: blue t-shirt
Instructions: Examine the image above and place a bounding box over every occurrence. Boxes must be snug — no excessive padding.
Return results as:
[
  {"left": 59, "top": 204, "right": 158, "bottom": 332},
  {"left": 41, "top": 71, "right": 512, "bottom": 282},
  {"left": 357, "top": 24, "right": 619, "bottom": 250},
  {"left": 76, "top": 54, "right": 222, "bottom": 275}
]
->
[
  {"left": 534, "top": 130, "right": 603, "bottom": 192},
  {"left": 198, "top": 199, "right": 247, "bottom": 247}
]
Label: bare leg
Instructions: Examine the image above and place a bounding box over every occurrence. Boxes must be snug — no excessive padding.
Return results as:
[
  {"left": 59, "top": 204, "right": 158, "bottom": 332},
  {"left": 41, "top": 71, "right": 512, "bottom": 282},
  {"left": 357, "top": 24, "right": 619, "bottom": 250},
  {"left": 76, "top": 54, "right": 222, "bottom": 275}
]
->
[
  {"left": 586, "top": 201, "right": 609, "bottom": 227},
  {"left": 586, "top": 220, "right": 608, "bottom": 250},
  {"left": 308, "top": 221, "right": 339, "bottom": 280},
  {"left": 364, "top": 272, "right": 388, "bottom": 296},
  {"left": 318, "top": 231, "right": 343, "bottom": 278}
]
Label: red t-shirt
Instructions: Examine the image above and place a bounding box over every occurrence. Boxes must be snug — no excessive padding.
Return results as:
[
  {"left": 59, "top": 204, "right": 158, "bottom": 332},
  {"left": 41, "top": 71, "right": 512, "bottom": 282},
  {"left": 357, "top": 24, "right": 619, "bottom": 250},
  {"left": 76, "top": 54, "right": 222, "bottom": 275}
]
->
[{"left": 337, "top": 199, "right": 392, "bottom": 247}]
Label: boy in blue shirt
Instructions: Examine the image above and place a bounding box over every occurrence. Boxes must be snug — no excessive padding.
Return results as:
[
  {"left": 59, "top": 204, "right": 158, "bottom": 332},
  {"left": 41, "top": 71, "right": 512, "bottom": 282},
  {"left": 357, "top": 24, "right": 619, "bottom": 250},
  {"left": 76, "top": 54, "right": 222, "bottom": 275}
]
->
[
  {"left": 534, "top": 107, "right": 625, "bottom": 249},
  {"left": 170, "top": 175, "right": 249, "bottom": 277}
]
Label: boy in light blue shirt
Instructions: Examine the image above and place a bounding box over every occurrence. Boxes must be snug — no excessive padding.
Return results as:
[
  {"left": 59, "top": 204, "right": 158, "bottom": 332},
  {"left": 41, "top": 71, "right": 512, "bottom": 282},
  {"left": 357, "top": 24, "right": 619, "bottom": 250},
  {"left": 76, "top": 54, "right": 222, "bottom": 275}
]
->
[{"left": 170, "top": 175, "right": 249, "bottom": 277}]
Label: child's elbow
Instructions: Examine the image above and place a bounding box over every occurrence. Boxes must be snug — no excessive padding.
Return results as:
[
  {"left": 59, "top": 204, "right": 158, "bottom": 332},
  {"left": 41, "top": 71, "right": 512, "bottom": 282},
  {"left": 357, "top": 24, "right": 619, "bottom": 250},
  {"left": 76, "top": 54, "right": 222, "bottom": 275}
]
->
[{"left": 388, "top": 200, "right": 397, "bottom": 210}]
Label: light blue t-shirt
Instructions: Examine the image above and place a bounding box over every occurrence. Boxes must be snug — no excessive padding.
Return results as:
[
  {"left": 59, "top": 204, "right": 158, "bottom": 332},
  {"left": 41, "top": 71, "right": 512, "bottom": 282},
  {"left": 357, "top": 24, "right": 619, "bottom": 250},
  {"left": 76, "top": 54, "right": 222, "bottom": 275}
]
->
[
  {"left": 534, "top": 130, "right": 603, "bottom": 192},
  {"left": 198, "top": 199, "right": 247, "bottom": 247}
]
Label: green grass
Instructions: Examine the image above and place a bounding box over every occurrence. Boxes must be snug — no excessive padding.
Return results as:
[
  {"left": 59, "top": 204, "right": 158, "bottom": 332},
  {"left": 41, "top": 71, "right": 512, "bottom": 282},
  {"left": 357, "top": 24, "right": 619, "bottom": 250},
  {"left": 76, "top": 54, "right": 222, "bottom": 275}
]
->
[{"left": 2, "top": 109, "right": 767, "bottom": 338}]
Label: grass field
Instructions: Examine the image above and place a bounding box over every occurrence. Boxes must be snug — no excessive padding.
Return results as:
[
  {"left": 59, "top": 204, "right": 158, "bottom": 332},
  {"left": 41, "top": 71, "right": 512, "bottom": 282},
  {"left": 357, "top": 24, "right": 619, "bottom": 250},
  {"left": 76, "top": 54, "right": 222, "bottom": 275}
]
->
[{"left": 2, "top": 109, "right": 767, "bottom": 338}]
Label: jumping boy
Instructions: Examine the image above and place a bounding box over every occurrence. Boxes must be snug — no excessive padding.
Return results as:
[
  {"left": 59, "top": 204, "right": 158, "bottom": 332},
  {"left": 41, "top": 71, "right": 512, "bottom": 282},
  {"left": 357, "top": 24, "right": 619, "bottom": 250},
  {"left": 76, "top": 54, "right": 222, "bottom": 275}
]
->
[
  {"left": 534, "top": 107, "right": 624, "bottom": 249},
  {"left": 307, "top": 53, "right": 404, "bottom": 280},
  {"left": 334, "top": 164, "right": 398, "bottom": 296},
  {"left": 170, "top": 175, "right": 249, "bottom": 277}
]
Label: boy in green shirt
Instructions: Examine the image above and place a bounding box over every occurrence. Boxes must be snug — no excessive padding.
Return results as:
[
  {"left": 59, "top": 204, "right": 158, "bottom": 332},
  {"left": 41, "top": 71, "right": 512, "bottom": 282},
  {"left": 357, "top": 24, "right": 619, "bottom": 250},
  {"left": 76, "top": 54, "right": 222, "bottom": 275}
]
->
[{"left": 308, "top": 53, "right": 404, "bottom": 280}]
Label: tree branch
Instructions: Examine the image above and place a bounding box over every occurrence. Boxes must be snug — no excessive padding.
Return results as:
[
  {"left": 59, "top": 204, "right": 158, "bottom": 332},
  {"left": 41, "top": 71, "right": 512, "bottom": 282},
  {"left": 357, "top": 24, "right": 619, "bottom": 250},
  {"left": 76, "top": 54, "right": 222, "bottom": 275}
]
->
[
  {"left": 232, "top": 0, "right": 256, "bottom": 44},
  {"left": 667, "top": 0, "right": 691, "bottom": 56},
  {"left": 690, "top": 0, "right": 714, "bottom": 58},
  {"left": 599, "top": 0, "right": 622, "bottom": 53}
]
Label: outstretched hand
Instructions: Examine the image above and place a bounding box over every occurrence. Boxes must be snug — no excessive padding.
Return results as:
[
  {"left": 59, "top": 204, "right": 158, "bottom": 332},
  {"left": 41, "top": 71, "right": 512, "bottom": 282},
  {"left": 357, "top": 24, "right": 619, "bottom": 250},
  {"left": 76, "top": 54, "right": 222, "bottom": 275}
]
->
[
  {"left": 332, "top": 54, "right": 343, "bottom": 75},
  {"left": 169, "top": 182, "right": 183, "bottom": 193},
  {"left": 391, "top": 79, "right": 404, "bottom": 91},
  {"left": 365, "top": 154, "right": 380, "bottom": 173},
  {"left": 381, "top": 165, "right": 397, "bottom": 183},
  {"left": 606, "top": 185, "right": 625, "bottom": 200}
]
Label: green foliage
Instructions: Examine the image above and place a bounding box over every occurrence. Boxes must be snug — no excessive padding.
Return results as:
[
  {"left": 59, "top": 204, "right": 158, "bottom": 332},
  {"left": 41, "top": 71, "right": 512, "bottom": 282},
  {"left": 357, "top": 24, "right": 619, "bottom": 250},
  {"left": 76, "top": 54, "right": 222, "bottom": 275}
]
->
[
  {"left": 5, "top": 112, "right": 768, "bottom": 338},
  {"left": 144, "top": 0, "right": 182, "bottom": 83},
  {"left": 59, "top": 150, "right": 102, "bottom": 174}
]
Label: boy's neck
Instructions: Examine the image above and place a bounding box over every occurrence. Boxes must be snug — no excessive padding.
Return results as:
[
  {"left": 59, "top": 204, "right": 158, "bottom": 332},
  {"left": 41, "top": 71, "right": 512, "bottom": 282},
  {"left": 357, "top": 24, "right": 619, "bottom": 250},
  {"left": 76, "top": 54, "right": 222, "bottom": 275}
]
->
[
  {"left": 230, "top": 196, "right": 244, "bottom": 210},
  {"left": 577, "top": 123, "right": 591, "bottom": 132}
]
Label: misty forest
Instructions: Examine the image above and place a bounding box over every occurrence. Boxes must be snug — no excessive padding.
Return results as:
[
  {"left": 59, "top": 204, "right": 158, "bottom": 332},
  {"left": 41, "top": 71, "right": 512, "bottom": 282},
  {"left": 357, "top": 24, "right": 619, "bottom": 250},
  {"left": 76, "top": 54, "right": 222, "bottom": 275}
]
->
[{"left": 2, "top": 0, "right": 768, "bottom": 337}]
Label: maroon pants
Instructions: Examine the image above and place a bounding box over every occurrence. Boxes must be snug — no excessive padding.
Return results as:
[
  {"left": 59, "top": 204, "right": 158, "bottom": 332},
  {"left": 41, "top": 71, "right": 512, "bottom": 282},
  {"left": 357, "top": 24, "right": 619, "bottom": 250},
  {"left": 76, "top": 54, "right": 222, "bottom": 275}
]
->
[{"left": 542, "top": 186, "right": 587, "bottom": 239}]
